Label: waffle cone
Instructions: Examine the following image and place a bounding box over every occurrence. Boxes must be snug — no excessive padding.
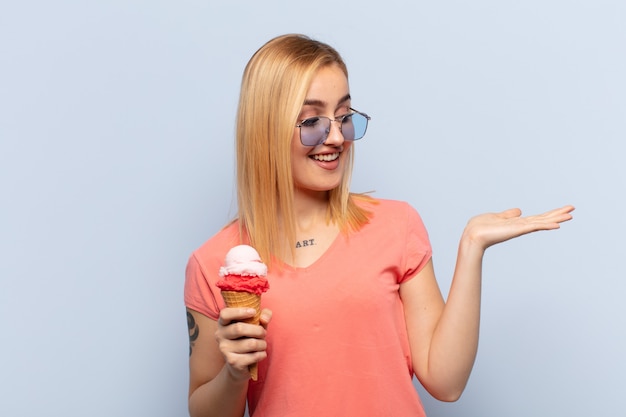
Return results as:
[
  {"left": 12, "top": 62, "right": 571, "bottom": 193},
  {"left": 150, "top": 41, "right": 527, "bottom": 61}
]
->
[{"left": 221, "top": 290, "right": 262, "bottom": 380}]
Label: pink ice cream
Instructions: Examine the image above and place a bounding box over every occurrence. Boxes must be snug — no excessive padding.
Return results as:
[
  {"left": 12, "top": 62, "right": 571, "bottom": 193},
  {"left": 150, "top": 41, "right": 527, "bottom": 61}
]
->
[{"left": 216, "top": 245, "right": 269, "bottom": 296}]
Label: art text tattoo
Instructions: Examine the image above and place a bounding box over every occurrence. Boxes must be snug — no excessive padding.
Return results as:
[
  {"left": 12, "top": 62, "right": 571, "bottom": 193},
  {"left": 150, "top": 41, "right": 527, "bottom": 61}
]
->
[
  {"left": 187, "top": 310, "right": 199, "bottom": 357},
  {"left": 295, "top": 238, "right": 315, "bottom": 249}
]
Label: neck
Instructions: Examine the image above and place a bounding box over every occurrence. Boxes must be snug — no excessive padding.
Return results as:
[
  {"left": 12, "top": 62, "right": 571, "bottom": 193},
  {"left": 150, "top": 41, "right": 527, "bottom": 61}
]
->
[
  {"left": 292, "top": 188, "right": 330, "bottom": 232},
  {"left": 277, "top": 188, "right": 340, "bottom": 268}
]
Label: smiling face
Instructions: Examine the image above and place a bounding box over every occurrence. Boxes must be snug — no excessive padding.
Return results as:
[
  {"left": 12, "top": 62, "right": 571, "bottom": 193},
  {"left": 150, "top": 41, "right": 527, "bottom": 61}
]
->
[{"left": 291, "top": 64, "right": 353, "bottom": 196}]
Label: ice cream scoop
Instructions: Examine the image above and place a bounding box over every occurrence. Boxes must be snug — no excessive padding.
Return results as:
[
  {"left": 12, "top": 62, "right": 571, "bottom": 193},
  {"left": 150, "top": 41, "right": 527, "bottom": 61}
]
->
[{"left": 217, "top": 245, "right": 269, "bottom": 295}]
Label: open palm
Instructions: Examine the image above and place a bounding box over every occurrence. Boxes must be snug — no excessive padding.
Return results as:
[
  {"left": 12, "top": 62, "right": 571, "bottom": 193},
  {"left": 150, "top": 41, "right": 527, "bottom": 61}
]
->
[{"left": 464, "top": 205, "right": 575, "bottom": 250}]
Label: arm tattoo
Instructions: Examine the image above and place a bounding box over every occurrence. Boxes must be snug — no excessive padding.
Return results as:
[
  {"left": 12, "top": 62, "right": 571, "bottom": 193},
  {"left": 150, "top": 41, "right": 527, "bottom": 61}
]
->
[{"left": 187, "top": 310, "right": 199, "bottom": 357}]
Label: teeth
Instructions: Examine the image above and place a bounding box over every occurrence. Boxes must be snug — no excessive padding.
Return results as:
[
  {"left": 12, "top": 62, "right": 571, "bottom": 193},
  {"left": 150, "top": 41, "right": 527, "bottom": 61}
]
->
[{"left": 312, "top": 153, "right": 339, "bottom": 162}]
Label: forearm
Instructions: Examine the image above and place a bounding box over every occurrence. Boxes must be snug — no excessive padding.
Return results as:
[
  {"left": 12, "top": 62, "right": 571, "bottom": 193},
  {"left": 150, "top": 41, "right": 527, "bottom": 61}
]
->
[
  {"left": 427, "top": 235, "right": 484, "bottom": 400},
  {"left": 189, "top": 365, "right": 248, "bottom": 417}
]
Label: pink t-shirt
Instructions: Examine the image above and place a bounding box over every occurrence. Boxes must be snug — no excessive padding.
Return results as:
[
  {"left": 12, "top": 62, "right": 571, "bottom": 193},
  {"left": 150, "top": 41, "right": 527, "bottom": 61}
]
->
[{"left": 185, "top": 199, "right": 432, "bottom": 416}]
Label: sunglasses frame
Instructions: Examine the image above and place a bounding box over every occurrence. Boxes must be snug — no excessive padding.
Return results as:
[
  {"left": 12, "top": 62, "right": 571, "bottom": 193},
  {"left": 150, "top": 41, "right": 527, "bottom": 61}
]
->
[{"left": 296, "top": 108, "right": 371, "bottom": 146}]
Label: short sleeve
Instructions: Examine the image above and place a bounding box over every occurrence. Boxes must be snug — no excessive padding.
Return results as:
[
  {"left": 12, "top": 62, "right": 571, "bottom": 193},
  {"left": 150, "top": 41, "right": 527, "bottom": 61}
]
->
[
  {"left": 399, "top": 204, "right": 433, "bottom": 284},
  {"left": 184, "top": 252, "right": 221, "bottom": 320}
]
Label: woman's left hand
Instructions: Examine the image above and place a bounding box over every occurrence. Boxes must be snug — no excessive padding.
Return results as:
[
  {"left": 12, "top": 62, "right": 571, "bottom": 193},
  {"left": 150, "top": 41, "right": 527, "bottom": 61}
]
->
[{"left": 463, "top": 205, "right": 575, "bottom": 251}]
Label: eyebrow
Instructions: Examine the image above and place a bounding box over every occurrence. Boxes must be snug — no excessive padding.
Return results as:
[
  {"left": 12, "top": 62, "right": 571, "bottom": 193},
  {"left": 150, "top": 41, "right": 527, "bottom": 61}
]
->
[{"left": 302, "top": 93, "right": 351, "bottom": 108}]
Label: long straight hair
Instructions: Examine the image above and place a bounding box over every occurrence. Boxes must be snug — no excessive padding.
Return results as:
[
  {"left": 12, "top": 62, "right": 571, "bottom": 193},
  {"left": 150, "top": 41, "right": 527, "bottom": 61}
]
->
[{"left": 235, "top": 34, "right": 374, "bottom": 265}]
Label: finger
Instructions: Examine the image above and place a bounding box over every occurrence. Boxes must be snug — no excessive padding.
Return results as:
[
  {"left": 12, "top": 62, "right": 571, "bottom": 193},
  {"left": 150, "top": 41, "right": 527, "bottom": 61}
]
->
[
  {"left": 218, "top": 307, "right": 257, "bottom": 326},
  {"left": 500, "top": 208, "right": 522, "bottom": 219},
  {"left": 222, "top": 348, "right": 268, "bottom": 377},
  {"left": 219, "top": 336, "right": 268, "bottom": 372},
  {"left": 524, "top": 212, "right": 573, "bottom": 231},
  {"left": 536, "top": 206, "right": 575, "bottom": 224},
  {"left": 539, "top": 205, "right": 575, "bottom": 218},
  {"left": 521, "top": 205, "right": 574, "bottom": 224},
  {"left": 260, "top": 308, "right": 272, "bottom": 329},
  {"left": 224, "top": 350, "right": 268, "bottom": 372},
  {"left": 221, "top": 335, "right": 268, "bottom": 355},
  {"left": 218, "top": 320, "right": 266, "bottom": 342},
  {"left": 553, "top": 205, "right": 575, "bottom": 222}
]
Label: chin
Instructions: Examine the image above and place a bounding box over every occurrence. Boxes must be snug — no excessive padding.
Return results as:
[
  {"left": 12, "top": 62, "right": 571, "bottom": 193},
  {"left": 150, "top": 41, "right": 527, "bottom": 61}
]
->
[{"left": 295, "top": 181, "right": 342, "bottom": 194}]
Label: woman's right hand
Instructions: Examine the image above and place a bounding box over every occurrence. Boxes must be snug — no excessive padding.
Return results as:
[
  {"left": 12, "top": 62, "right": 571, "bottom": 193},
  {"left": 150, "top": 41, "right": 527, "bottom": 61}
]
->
[
  {"left": 215, "top": 307, "right": 272, "bottom": 381},
  {"left": 187, "top": 307, "right": 271, "bottom": 417}
]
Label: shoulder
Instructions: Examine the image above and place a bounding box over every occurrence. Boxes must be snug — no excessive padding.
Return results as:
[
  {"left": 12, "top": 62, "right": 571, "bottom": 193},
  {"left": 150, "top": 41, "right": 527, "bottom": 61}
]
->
[
  {"left": 184, "top": 221, "right": 243, "bottom": 319},
  {"left": 345, "top": 197, "right": 432, "bottom": 281},
  {"left": 357, "top": 197, "right": 424, "bottom": 225},
  {"left": 190, "top": 221, "right": 242, "bottom": 269}
]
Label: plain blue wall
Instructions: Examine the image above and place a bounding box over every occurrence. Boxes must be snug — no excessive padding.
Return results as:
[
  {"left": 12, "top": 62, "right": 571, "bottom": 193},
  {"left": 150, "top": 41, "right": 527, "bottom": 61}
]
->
[{"left": 1, "top": 1, "right": 624, "bottom": 416}]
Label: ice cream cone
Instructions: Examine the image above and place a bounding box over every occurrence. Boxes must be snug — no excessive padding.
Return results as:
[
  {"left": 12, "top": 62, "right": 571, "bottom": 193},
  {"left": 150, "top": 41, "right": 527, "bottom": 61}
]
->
[
  {"left": 221, "top": 290, "right": 262, "bottom": 324},
  {"left": 221, "top": 290, "right": 262, "bottom": 380}
]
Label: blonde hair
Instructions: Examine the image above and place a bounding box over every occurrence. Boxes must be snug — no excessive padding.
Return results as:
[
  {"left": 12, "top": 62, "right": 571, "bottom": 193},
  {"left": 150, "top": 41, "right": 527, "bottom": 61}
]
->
[{"left": 235, "top": 34, "right": 374, "bottom": 264}]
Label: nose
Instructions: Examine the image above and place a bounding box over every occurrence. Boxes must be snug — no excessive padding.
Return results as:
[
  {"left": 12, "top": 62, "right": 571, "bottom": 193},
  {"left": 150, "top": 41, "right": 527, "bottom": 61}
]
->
[{"left": 323, "top": 120, "right": 345, "bottom": 146}]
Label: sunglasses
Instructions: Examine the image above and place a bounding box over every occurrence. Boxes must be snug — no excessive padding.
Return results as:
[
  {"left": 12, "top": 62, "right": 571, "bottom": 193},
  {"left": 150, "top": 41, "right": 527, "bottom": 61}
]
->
[{"left": 296, "top": 108, "right": 371, "bottom": 146}]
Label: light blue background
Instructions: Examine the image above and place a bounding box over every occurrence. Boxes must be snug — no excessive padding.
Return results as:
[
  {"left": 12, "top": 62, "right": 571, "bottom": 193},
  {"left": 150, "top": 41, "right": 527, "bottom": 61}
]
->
[{"left": 1, "top": 1, "right": 624, "bottom": 416}]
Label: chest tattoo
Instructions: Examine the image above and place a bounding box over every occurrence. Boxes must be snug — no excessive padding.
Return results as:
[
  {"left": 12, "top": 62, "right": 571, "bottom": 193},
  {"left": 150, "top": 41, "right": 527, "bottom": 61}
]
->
[{"left": 295, "top": 238, "right": 315, "bottom": 249}]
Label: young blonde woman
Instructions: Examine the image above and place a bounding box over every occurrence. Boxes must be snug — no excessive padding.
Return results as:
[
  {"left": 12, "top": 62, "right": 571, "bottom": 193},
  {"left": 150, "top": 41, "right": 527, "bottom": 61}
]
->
[{"left": 184, "top": 34, "right": 574, "bottom": 417}]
